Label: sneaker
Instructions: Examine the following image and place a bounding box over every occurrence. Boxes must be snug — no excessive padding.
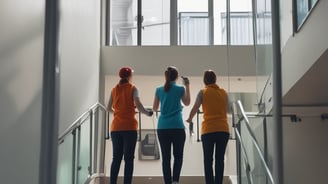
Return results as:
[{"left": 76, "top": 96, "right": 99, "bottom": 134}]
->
[{"left": 172, "top": 181, "right": 179, "bottom": 184}]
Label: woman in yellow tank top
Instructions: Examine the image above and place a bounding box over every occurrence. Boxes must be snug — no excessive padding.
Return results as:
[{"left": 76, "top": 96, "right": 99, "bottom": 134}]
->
[{"left": 186, "top": 70, "right": 230, "bottom": 184}]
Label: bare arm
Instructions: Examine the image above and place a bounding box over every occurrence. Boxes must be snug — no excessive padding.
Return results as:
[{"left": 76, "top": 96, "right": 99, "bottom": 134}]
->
[
  {"left": 133, "top": 87, "right": 152, "bottom": 116},
  {"left": 135, "top": 97, "right": 152, "bottom": 116},
  {"left": 106, "top": 93, "right": 114, "bottom": 113},
  {"left": 152, "top": 95, "right": 160, "bottom": 112},
  {"left": 186, "top": 97, "right": 202, "bottom": 123},
  {"left": 181, "top": 84, "right": 191, "bottom": 106}
]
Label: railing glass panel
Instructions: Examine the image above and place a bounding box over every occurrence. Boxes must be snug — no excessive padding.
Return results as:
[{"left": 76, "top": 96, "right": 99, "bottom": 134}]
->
[
  {"left": 232, "top": 100, "right": 274, "bottom": 184},
  {"left": 240, "top": 119, "right": 268, "bottom": 184},
  {"left": 239, "top": 148, "right": 249, "bottom": 184},
  {"left": 247, "top": 117, "right": 266, "bottom": 155},
  {"left": 57, "top": 134, "right": 74, "bottom": 184},
  {"left": 77, "top": 117, "right": 91, "bottom": 184},
  {"left": 57, "top": 103, "right": 108, "bottom": 184},
  {"left": 93, "top": 108, "right": 107, "bottom": 173}
]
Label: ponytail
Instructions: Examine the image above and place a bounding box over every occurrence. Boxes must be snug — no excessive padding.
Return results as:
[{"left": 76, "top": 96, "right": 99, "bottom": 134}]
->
[
  {"left": 164, "top": 66, "right": 178, "bottom": 92},
  {"left": 119, "top": 78, "right": 129, "bottom": 85},
  {"left": 164, "top": 70, "right": 171, "bottom": 92}
]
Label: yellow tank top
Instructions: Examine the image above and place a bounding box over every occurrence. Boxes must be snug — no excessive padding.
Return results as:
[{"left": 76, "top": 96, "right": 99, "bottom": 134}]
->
[{"left": 201, "top": 84, "right": 229, "bottom": 135}]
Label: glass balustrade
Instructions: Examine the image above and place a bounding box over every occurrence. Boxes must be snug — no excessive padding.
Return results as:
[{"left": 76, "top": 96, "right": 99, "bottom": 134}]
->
[
  {"left": 233, "top": 101, "right": 275, "bottom": 184},
  {"left": 240, "top": 119, "right": 269, "bottom": 184},
  {"left": 56, "top": 104, "right": 108, "bottom": 184},
  {"left": 77, "top": 117, "right": 91, "bottom": 184},
  {"left": 57, "top": 133, "right": 74, "bottom": 184}
]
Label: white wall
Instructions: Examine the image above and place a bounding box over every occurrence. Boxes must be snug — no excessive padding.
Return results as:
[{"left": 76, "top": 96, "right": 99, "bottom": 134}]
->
[
  {"left": 58, "top": 0, "right": 101, "bottom": 133},
  {"left": 279, "top": 2, "right": 328, "bottom": 182},
  {"left": 280, "top": 0, "right": 328, "bottom": 98},
  {"left": 0, "top": 1, "right": 45, "bottom": 183},
  {"left": 283, "top": 106, "right": 328, "bottom": 184},
  {"left": 101, "top": 46, "right": 255, "bottom": 77}
]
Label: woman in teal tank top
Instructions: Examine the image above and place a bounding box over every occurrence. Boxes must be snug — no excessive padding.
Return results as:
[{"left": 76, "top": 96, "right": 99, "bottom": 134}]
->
[{"left": 153, "top": 66, "right": 190, "bottom": 184}]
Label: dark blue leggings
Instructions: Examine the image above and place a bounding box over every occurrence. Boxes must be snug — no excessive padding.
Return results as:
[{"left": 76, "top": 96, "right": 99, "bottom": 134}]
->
[
  {"left": 157, "top": 129, "right": 186, "bottom": 184},
  {"left": 110, "top": 131, "right": 137, "bottom": 184},
  {"left": 201, "top": 132, "right": 229, "bottom": 184}
]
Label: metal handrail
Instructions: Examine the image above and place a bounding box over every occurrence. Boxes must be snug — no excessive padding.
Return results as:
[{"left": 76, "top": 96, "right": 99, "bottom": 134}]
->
[
  {"left": 58, "top": 103, "right": 106, "bottom": 142},
  {"left": 57, "top": 102, "right": 108, "bottom": 184},
  {"left": 233, "top": 100, "right": 275, "bottom": 184},
  {"left": 234, "top": 119, "right": 254, "bottom": 183}
]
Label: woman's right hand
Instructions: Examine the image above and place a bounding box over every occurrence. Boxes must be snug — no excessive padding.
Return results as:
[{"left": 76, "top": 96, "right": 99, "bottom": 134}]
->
[
  {"left": 145, "top": 108, "right": 153, "bottom": 117},
  {"left": 181, "top": 76, "right": 190, "bottom": 86}
]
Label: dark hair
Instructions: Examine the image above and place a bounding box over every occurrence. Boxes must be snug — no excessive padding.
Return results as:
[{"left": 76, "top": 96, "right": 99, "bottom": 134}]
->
[
  {"left": 119, "top": 67, "right": 133, "bottom": 78},
  {"left": 119, "top": 78, "right": 129, "bottom": 85},
  {"left": 118, "top": 67, "right": 133, "bottom": 85},
  {"left": 203, "top": 70, "right": 217, "bottom": 85},
  {"left": 164, "top": 66, "right": 178, "bottom": 92}
]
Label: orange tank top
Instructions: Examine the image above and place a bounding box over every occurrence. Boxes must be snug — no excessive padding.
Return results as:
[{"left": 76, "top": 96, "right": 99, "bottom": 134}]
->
[{"left": 111, "top": 83, "right": 138, "bottom": 131}]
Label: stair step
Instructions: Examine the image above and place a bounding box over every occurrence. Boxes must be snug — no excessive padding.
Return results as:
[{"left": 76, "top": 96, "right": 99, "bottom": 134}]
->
[{"left": 88, "top": 176, "right": 233, "bottom": 184}]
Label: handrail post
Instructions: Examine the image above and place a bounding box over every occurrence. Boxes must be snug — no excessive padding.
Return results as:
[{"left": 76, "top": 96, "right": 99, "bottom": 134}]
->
[
  {"left": 72, "top": 129, "right": 77, "bottom": 184},
  {"left": 138, "top": 112, "right": 142, "bottom": 141},
  {"left": 89, "top": 110, "right": 93, "bottom": 176},
  {"left": 106, "top": 112, "right": 110, "bottom": 139},
  {"left": 196, "top": 110, "right": 200, "bottom": 142},
  {"left": 99, "top": 109, "right": 107, "bottom": 173},
  {"left": 93, "top": 108, "right": 99, "bottom": 174},
  {"left": 235, "top": 112, "right": 242, "bottom": 184},
  {"left": 76, "top": 126, "right": 81, "bottom": 184}
]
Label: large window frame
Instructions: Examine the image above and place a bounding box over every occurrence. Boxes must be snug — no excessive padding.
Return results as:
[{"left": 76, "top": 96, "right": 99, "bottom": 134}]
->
[
  {"left": 106, "top": 0, "right": 254, "bottom": 46},
  {"left": 293, "top": 0, "right": 319, "bottom": 32}
]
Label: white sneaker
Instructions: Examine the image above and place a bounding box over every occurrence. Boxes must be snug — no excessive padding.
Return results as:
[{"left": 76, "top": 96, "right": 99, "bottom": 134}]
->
[{"left": 172, "top": 182, "right": 179, "bottom": 184}]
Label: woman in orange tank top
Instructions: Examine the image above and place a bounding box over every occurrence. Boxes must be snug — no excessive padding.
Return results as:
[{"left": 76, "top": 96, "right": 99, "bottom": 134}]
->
[
  {"left": 107, "top": 67, "right": 153, "bottom": 184},
  {"left": 186, "top": 70, "right": 230, "bottom": 184}
]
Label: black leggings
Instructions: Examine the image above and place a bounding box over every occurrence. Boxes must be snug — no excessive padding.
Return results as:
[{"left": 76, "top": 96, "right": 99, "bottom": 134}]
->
[
  {"left": 110, "top": 131, "right": 137, "bottom": 184},
  {"left": 201, "top": 132, "right": 229, "bottom": 184},
  {"left": 157, "top": 129, "right": 186, "bottom": 184}
]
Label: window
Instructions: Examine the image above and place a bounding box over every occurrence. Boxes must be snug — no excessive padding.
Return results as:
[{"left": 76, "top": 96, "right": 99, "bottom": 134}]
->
[
  {"left": 179, "top": 12, "right": 209, "bottom": 45},
  {"left": 109, "top": 0, "right": 138, "bottom": 46},
  {"left": 141, "top": 0, "right": 170, "bottom": 45},
  {"left": 294, "top": 0, "right": 319, "bottom": 31},
  {"left": 109, "top": 0, "right": 170, "bottom": 46},
  {"left": 221, "top": 12, "right": 254, "bottom": 45},
  {"left": 107, "top": 0, "right": 254, "bottom": 46}
]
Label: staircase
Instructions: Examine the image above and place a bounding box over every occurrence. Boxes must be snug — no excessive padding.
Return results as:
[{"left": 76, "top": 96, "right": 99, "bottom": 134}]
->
[{"left": 88, "top": 176, "right": 233, "bottom": 184}]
